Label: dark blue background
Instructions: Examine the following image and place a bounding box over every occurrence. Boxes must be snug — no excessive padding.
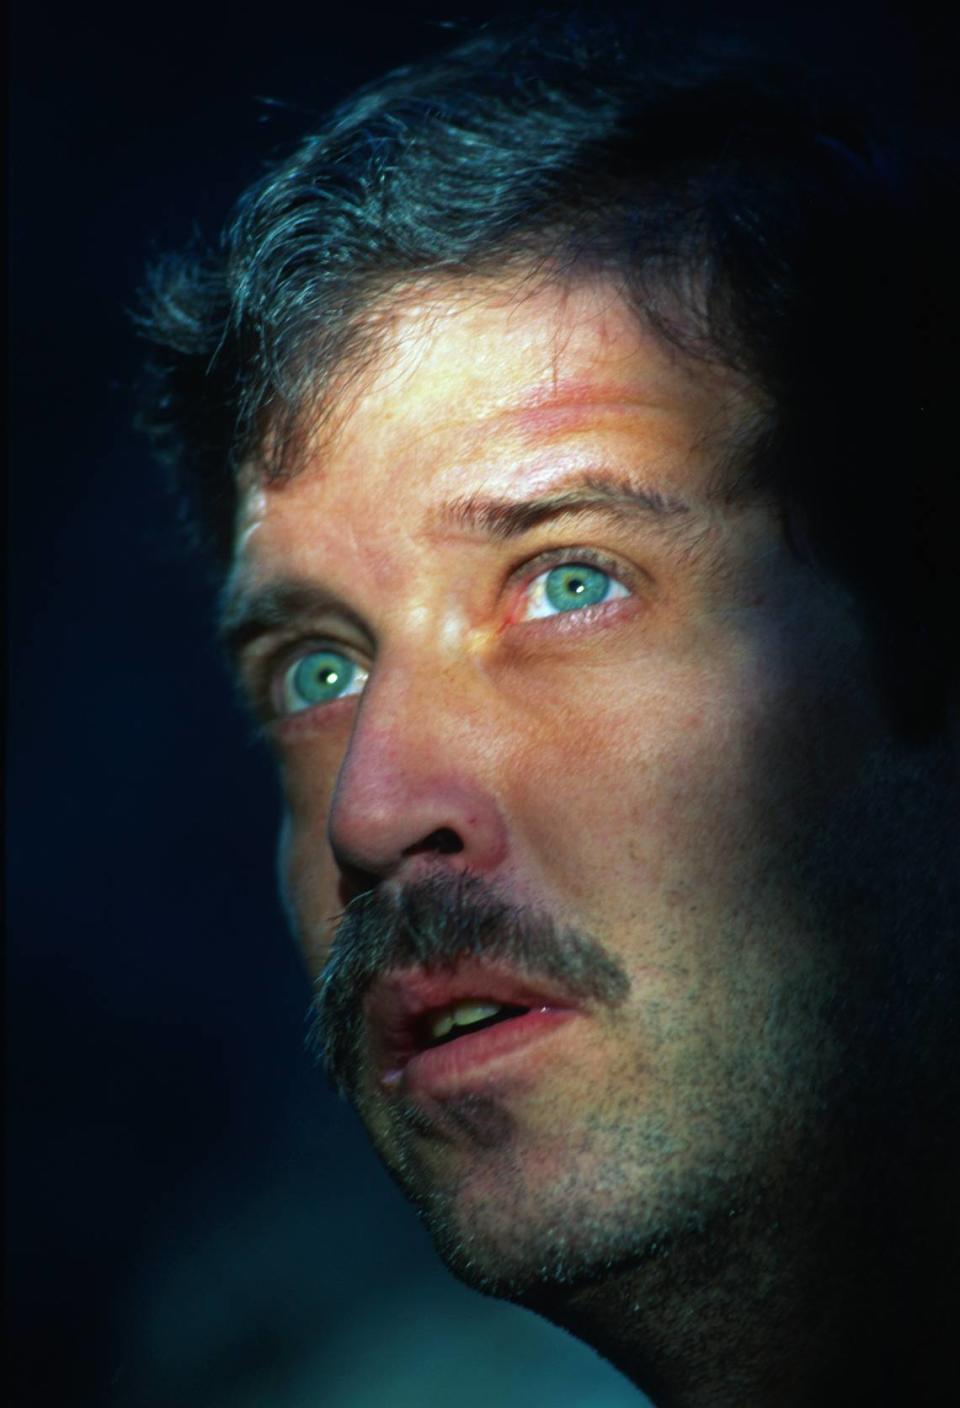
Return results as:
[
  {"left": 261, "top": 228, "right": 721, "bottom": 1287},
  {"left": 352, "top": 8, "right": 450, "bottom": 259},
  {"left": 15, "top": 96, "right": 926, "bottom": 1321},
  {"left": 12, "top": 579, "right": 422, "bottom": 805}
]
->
[{"left": 8, "top": 3, "right": 949, "bottom": 1405}]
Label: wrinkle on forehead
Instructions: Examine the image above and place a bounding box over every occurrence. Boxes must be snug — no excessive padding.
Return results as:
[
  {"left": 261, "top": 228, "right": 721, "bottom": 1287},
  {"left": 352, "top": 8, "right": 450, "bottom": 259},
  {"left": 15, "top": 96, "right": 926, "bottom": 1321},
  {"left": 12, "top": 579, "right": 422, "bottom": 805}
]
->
[
  {"left": 235, "top": 269, "right": 765, "bottom": 547},
  {"left": 349, "top": 275, "right": 697, "bottom": 422},
  {"left": 242, "top": 270, "right": 741, "bottom": 468}
]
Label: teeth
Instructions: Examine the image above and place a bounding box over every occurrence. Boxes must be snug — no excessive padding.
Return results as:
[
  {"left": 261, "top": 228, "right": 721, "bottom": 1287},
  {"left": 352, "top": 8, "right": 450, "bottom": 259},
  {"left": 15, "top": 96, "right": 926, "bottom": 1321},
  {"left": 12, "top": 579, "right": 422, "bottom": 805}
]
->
[{"left": 429, "top": 1000, "right": 504, "bottom": 1040}]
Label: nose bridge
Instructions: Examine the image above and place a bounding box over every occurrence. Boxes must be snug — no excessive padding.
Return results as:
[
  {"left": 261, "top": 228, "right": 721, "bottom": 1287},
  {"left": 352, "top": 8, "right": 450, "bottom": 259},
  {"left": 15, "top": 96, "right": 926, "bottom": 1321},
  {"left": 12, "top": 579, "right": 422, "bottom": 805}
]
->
[{"left": 327, "top": 647, "right": 510, "bottom": 882}]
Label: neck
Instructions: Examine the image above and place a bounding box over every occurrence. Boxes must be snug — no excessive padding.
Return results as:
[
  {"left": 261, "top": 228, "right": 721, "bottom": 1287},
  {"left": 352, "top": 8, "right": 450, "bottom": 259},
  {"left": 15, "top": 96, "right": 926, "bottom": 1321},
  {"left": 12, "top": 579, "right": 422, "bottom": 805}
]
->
[{"left": 523, "top": 1130, "right": 957, "bottom": 1407}]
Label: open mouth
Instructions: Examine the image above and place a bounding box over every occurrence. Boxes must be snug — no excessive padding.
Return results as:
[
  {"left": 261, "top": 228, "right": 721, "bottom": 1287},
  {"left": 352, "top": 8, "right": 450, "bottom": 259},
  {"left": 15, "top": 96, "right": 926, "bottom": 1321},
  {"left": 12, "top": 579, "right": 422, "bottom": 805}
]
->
[
  {"left": 418, "top": 1000, "right": 531, "bottom": 1049},
  {"left": 364, "top": 961, "right": 583, "bottom": 1092}
]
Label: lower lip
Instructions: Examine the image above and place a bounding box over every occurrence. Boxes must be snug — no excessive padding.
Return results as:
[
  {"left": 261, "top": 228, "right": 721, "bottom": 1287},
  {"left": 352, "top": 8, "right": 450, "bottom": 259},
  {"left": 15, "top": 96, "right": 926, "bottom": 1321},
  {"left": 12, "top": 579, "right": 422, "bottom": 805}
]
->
[{"left": 383, "top": 1006, "right": 579, "bottom": 1099}]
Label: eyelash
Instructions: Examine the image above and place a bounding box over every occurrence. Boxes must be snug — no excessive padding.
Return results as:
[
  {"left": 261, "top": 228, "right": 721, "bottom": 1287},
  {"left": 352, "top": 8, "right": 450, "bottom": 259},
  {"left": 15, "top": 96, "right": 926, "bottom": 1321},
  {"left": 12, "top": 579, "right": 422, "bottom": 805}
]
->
[{"left": 255, "top": 545, "right": 637, "bottom": 724}]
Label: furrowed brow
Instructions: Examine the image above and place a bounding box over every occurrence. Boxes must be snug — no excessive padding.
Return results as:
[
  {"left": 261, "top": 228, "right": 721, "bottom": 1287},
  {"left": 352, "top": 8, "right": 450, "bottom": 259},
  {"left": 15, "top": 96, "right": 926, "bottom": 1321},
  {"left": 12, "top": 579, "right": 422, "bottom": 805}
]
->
[{"left": 433, "top": 475, "right": 693, "bottom": 541}]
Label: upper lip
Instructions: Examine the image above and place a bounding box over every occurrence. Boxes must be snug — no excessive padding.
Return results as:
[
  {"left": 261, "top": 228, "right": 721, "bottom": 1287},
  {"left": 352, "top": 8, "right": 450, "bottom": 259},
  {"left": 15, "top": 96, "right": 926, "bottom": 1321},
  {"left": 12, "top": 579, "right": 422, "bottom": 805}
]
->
[{"left": 363, "top": 958, "right": 583, "bottom": 1075}]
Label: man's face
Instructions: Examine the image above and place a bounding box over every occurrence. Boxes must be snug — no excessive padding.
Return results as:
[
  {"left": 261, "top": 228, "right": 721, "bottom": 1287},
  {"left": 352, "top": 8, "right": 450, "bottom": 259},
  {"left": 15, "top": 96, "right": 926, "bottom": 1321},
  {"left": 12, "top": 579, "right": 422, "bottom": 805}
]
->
[{"left": 227, "top": 277, "right": 908, "bottom": 1296}]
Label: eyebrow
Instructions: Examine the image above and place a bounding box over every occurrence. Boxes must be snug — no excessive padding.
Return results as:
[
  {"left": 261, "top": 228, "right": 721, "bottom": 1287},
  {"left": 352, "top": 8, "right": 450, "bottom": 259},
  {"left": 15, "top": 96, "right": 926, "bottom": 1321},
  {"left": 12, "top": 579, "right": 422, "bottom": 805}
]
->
[
  {"left": 219, "top": 473, "right": 697, "bottom": 666},
  {"left": 430, "top": 474, "right": 693, "bottom": 540},
  {"left": 218, "top": 579, "right": 367, "bottom": 668}
]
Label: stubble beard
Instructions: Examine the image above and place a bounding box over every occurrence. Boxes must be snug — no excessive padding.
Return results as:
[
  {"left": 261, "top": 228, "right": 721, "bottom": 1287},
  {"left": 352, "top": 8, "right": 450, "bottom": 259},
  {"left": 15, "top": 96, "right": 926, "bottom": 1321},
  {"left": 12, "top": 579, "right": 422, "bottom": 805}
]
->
[
  {"left": 312, "top": 734, "right": 958, "bottom": 1316},
  {"left": 347, "top": 905, "right": 851, "bottom": 1311}
]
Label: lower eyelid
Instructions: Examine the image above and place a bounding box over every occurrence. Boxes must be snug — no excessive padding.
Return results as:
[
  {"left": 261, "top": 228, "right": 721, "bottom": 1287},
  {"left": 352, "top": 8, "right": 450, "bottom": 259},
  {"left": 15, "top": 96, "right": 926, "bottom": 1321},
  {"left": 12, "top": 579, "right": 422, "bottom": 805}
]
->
[
  {"left": 272, "top": 678, "right": 369, "bottom": 733},
  {"left": 502, "top": 592, "right": 640, "bottom": 658}
]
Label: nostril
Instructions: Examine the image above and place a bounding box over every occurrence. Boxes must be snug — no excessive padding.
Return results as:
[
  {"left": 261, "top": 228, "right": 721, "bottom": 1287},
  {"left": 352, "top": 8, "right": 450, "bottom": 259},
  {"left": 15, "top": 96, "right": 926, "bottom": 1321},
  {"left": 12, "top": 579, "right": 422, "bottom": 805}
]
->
[{"left": 404, "top": 827, "right": 464, "bottom": 857}]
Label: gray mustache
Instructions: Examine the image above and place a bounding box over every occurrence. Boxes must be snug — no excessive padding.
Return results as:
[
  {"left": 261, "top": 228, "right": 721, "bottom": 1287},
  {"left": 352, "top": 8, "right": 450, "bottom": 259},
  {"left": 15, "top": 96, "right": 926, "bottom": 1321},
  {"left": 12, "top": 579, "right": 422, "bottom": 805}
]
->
[{"left": 309, "top": 871, "right": 630, "bottom": 1098}]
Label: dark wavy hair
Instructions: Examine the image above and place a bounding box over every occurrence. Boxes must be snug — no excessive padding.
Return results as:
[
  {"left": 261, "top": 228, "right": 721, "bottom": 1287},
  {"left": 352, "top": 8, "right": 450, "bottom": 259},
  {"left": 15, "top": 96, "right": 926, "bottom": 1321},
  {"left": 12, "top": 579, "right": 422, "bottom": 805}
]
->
[{"left": 136, "top": 5, "right": 958, "bottom": 733}]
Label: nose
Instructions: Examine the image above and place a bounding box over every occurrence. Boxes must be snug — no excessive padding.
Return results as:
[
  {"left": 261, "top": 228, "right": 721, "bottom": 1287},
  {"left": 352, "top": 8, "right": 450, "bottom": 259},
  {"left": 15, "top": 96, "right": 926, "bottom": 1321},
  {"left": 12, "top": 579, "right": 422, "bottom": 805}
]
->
[{"left": 327, "top": 681, "right": 510, "bottom": 900}]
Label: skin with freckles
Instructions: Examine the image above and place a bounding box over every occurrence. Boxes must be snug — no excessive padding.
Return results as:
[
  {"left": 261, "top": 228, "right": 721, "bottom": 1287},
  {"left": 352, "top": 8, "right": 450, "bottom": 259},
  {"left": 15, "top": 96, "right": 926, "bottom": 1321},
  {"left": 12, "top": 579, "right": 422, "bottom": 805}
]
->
[{"left": 227, "top": 277, "right": 958, "bottom": 1406}]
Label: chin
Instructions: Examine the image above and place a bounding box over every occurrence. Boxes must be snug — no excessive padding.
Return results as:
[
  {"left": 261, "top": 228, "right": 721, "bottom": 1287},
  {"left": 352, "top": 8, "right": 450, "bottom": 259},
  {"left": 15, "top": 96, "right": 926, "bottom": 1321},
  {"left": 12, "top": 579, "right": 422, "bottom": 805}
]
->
[{"left": 385, "top": 1138, "right": 678, "bottom": 1302}]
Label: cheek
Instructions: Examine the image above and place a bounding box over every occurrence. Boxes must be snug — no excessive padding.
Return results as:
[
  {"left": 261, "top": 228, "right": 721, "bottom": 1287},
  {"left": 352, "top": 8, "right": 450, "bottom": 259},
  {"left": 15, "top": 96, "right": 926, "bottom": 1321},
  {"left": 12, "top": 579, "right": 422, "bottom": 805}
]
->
[
  {"left": 505, "top": 649, "right": 838, "bottom": 908},
  {"left": 275, "top": 743, "right": 344, "bottom": 971}
]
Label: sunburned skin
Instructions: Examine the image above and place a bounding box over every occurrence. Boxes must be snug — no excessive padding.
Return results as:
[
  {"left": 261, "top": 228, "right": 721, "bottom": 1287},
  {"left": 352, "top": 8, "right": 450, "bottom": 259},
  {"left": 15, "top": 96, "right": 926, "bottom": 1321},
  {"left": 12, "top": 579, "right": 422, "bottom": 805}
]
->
[{"left": 225, "top": 275, "right": 958, "bottom": 1407}]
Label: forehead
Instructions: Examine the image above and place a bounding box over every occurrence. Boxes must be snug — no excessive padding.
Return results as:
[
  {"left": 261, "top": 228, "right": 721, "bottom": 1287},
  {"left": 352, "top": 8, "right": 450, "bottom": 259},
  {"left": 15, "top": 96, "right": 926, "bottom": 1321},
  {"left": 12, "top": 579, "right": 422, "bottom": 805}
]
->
[{"left": 234, "top": 276, "right": 758, "bottom": 553}]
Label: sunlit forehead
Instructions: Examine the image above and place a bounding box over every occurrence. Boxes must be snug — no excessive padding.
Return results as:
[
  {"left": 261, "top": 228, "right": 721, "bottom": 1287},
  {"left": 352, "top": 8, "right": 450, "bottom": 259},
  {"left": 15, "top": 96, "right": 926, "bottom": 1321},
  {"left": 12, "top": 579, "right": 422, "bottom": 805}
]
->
[
  {"left": 316, "top": 273, "right": 745, "bottom": 481},
  {"left": 230, "top": 273, "right": 762, "bottom": 608}
]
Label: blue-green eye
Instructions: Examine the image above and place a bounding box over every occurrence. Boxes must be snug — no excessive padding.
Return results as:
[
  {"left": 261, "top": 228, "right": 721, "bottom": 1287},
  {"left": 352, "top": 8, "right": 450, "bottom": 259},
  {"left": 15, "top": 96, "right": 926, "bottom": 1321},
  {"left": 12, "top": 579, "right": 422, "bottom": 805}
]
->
[
  {"left": 520, "top": 561, "right": 629, "bottom": 620},
  {"left": 280, "top": 649, "right": 368, "bottom": 714}
]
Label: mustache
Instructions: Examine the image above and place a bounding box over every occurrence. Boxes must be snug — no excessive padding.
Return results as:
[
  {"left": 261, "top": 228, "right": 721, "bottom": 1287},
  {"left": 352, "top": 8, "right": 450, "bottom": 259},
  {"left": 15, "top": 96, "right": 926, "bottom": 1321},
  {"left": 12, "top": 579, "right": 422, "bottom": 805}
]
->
[{"left": 309, "top": 871, "right": 630, "bottom": 1098}]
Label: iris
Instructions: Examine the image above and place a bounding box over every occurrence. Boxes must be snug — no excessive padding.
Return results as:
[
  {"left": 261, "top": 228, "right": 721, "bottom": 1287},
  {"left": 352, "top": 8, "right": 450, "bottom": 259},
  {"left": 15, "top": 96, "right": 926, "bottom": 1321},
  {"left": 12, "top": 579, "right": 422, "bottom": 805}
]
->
[
  {"left": 287, "top": 650, "right": 356, "bottom": 708},
  {"left": 544, "top": 563, "right": 613, "bottom": 612}
]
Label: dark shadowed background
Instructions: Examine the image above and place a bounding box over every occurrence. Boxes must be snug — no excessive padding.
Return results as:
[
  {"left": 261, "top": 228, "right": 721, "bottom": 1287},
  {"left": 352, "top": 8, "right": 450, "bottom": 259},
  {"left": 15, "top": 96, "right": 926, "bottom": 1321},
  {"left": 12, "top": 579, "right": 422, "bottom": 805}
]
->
[{"left": 8, "top": 3, "right": 951, "bottom": 1405}]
